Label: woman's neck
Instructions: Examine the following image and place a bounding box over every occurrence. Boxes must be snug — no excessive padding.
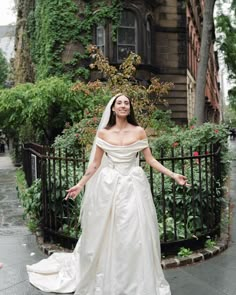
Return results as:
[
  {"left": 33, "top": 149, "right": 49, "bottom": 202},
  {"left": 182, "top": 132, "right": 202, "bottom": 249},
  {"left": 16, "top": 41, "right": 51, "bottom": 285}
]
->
[{"left": 115, "top": 117, "right": 129, "bottom": 131}]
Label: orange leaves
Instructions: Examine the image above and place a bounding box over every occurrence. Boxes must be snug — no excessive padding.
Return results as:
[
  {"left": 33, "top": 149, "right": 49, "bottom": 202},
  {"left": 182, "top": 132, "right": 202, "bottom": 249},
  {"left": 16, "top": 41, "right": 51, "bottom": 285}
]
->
[
  {"left": 147, "top": 78, "right": 174, "bottom": 105},
  {"left": 69, "top": 45, "right": 175, "bottom": 139},
  {"left": 72, "top": 80, "right": 103, "bottom": 95}
]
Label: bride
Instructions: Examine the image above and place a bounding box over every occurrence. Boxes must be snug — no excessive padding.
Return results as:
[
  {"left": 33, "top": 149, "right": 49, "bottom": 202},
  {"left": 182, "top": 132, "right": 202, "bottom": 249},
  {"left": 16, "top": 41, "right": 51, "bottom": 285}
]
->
[{"left": 27, "top": 93, "right": 188, "bottom": 295}]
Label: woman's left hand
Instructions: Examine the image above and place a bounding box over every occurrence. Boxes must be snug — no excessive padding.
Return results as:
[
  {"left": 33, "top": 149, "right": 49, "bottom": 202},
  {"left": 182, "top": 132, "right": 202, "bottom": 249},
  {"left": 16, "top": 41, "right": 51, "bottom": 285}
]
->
[{"left": 174, "top": 173, "right": 191, "bottom": 187}]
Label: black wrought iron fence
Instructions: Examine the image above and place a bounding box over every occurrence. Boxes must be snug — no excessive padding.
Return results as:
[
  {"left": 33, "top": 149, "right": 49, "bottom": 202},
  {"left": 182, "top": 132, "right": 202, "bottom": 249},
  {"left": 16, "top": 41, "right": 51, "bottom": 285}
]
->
[{"left": 22, "top": 142, "right": 223, "bottom": 255}]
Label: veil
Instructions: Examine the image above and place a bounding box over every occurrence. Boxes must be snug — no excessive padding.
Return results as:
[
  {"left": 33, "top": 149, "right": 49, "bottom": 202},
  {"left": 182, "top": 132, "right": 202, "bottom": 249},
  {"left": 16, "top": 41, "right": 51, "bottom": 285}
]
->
[
  {"left": 79, "top": 93, "right": 122, "bottom": 224},
  {"left": 87, "top": 93, "right": 122, "bottom": 165}
]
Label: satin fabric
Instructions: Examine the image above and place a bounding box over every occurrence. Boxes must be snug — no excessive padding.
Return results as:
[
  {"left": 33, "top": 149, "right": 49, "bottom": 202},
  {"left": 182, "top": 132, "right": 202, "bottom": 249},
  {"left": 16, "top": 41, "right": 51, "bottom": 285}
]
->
[{"left": 27, "top": 138, "right": 171, "bottom": 295}]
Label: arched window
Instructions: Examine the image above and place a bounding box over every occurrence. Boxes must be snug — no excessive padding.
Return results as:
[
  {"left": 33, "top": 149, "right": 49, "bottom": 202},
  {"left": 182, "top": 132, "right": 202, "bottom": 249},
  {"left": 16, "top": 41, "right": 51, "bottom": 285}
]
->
[
  {"left": 146, "top": 19, "right": 152, "bottom": 64},
  {"left": 117, "top": 10, "right": 137, "bottom": 61},
  {"left": 96, "top": 25, "right": 106, "bottom": 55}
]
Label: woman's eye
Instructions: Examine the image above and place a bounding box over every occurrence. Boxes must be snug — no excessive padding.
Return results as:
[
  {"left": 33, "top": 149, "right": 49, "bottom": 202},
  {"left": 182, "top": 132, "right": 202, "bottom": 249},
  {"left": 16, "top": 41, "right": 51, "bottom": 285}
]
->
[{"left": 116, "top": 101, "right": 129, "bottom": 105}]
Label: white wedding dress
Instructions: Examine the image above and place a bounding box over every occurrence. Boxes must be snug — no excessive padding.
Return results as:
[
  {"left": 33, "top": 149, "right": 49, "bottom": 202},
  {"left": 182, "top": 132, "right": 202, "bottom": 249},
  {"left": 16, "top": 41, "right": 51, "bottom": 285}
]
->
[{"left": 27, "top": 137, "right": 171, "bottom": 295}]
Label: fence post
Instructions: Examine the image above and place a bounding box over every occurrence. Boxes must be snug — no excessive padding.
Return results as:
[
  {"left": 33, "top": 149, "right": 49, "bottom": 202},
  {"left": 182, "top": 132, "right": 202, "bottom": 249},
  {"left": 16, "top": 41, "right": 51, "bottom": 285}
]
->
[
  {"left": 213, "top": 141, "right": 222, "bottom": 236},
  {"left": 40, "top": 146, "right": 50, "bottom": 242}
]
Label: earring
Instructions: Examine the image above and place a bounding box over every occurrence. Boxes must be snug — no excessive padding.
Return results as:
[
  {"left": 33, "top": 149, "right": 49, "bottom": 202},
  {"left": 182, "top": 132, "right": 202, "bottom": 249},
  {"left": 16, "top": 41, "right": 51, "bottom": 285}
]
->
[{"left": 113, "top": 111, "right": 116, "bottom": 116}]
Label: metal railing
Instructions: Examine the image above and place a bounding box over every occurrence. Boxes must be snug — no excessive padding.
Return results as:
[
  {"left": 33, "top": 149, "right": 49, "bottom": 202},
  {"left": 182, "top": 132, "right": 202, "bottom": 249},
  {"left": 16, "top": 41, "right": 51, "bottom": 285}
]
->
[{"left": 22, "top": 142, "right": 223, "bottom": 255}]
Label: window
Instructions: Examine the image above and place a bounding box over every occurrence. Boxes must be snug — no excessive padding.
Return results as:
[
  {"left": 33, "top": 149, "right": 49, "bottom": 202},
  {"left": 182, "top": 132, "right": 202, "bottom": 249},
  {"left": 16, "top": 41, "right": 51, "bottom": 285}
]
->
[
  {"left": 117, "top": 10, "right": 137, "bottom": 61},
  {"left": 146, "top": 20, "right": 151, "bottom": 64},
  {"left": 96, "top": 25, "right": 105, "bottom": 55}
]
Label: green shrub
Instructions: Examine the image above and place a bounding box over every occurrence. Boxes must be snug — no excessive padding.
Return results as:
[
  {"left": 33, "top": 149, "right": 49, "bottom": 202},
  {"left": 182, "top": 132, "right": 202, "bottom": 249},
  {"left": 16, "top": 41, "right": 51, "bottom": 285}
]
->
[
  {"left": 205, "top": 238, "right": 216, "bottom": 249},
  {"left": 177, "top": 247, "right": 193, "bottom": 257},
  {"left": 16, "top": 169, "right": 42, "bottom": 232}
]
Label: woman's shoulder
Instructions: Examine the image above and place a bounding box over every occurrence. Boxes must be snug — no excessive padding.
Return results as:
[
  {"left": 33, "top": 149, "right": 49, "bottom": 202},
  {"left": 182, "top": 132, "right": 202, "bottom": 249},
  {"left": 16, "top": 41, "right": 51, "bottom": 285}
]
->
[
  {"left": 97, "top": 129, "right": 108, "bottom": 140},
  {"left": 133, "top": 126, "right": 147, "bottom": 140}
]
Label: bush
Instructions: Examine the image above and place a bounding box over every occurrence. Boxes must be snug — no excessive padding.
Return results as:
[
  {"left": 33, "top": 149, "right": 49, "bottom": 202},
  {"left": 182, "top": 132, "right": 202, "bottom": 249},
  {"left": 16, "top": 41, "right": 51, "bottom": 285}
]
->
[
  {"left": 0, "top": 77, "right": 111, "bottom": 144},
  {"left": 147, "top": 123, "right": 229, "bottom": 240},
  {"left": 16, "top": 169, "right": 42, "bottom": 232},
  {"left": 0, "top": 49, "right": 8, "bottom": 87}
]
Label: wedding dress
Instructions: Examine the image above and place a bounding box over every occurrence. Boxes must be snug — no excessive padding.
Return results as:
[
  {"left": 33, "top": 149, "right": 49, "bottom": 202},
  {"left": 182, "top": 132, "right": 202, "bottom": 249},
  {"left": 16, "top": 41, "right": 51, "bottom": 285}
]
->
[{"left": 27, "top": 137, "right": 171, "bottom": 295}]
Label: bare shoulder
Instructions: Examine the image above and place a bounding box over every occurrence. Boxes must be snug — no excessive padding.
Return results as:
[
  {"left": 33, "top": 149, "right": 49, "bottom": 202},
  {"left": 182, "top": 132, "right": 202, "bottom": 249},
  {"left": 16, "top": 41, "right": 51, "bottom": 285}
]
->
[
  {"left": 133, "top": 126, "right": 147, "bottom": 140},
  {"left": 97, "top": 129, "right": 108, "bottom": 140}
]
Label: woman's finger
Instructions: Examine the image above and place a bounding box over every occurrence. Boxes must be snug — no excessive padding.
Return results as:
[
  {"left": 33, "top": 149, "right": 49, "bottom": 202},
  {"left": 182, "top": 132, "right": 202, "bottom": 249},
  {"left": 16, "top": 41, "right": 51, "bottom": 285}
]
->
[{"left": 64, "top": 192, "right": 72, "bottom": 200}]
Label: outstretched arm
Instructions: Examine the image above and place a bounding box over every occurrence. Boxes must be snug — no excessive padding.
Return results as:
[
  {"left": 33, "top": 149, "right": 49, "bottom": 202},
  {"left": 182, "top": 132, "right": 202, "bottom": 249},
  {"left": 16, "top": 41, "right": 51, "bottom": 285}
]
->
[
  {"left": 65, "top": 145, "right": 104, "bottom": 200},
  {"left": 139, "top": 129, "right": 189, "bottom": 186},
  {"left": 142, "top": 147, "right": 189, "bottom": 185}
]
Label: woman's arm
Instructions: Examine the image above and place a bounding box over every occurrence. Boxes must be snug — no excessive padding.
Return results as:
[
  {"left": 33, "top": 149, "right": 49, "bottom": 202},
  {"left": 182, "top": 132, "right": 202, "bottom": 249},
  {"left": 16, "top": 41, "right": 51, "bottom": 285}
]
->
[
  {"left": 139, "top": 128, "right": 189, "bottom": 186},
  {"left": 65, "top": 145, "right": 104, "bottom": 200},
  {"left": 142, "top": 147, "right": 188, "bottom": 186},
  {"left": 143, "top": 147, "right": 175, "bottom": 178}
]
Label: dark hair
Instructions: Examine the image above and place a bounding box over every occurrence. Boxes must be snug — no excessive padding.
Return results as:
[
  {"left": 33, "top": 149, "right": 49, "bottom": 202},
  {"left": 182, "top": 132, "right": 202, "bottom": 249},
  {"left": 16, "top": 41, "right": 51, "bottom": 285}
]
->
[{"left": 105, "top": 94, "right": 139, "bottom": 129}]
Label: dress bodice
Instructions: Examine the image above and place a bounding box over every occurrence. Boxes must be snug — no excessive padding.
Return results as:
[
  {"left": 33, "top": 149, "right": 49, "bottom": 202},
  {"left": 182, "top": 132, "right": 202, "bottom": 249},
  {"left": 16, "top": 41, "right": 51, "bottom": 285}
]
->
[
  {"left": 96, "top": 137, "right": 149, "bottom": 161},
  {"left": 96, "top": 137, "right": 149, "bottom": 176}
]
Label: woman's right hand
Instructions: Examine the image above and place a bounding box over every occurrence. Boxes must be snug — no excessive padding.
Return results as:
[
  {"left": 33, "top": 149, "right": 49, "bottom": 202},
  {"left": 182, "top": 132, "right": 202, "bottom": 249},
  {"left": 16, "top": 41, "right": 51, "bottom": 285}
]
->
[{"left": 64, "top": 184, "right": 83, "bottom": 201}]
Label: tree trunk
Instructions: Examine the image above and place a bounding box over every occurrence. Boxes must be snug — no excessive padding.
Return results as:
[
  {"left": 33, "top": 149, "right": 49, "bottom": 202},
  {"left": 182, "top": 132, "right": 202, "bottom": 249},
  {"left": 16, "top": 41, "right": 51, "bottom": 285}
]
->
[{"left": 194, "top": 0, "right": 216, "bottom": 125}]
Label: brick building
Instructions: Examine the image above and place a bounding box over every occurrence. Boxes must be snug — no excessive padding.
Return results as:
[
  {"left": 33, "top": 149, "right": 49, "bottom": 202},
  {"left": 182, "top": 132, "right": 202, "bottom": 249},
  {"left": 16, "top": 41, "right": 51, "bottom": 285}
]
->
[
  {"left": 14, "top": 0, "right": 220, "bottom": 124},
  {"left": 92, "top": 0, "right": 220, "bottom": 124},
  {"left": 187, "top": 0, "right": 220, "bottom": 123}
]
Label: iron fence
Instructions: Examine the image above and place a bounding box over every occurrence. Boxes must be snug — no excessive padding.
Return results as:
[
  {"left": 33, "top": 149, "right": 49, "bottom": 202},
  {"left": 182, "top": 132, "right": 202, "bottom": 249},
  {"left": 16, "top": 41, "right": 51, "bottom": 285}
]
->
[{"left": 22, "top": 142, "right": 223, "bottom": 255}]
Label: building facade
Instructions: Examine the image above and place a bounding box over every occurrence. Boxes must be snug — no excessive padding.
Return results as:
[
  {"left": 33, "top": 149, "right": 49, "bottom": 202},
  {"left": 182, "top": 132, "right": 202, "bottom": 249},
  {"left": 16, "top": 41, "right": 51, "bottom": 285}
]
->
[
  {"left": 187, "top": 0, "right": 220, "bottom": 123},
  {"left": 14, "top": 0, "right": 220, "bottom": 124},
  {"left": 92, "top": 0, "right": 220, "bottom": 124}
]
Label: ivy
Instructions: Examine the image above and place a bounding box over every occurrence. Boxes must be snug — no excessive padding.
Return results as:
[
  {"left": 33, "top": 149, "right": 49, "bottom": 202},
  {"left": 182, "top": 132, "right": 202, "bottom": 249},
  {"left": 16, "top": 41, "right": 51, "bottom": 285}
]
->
[
  {"left": 0, "top": 49, "right": 8, "bottom": 87},
  {"left": 26, "top": 0, "right": 122, "bottom": 81}
]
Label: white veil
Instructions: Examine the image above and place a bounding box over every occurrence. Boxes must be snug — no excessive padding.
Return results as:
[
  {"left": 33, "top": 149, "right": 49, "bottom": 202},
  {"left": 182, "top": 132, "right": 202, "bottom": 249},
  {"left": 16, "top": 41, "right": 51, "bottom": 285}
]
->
[
  {"left": 79, "top": 93, "right": 122, "bottom": 224},
  {"left": 87, "top": 93, "right": 122, "bottom": 165}
]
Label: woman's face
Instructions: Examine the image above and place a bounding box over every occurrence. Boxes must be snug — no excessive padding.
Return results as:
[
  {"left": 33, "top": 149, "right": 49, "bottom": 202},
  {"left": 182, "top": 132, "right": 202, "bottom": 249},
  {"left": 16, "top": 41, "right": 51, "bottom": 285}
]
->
[{"left": 112, "top": 95, "right": 130, "bottom": 118}]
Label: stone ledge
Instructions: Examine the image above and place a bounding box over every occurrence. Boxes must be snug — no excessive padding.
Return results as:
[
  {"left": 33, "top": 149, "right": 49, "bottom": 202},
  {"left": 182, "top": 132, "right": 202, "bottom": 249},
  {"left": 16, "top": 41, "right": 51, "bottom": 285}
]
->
[
  {"left": 161, "top": 240, "right": 229, "bottom": 269},
  {"left": 36, "top": 232, "right": 72, "bottom": 256}
]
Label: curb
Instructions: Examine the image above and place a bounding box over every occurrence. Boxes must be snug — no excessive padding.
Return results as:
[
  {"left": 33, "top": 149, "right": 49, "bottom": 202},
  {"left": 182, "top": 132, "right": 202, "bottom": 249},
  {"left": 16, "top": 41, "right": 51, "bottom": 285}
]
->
[
  {"left": 35, "top": 232, "right": 229, "bottom": 269},
  {"left": 36, "top": 234, "right": 72, "bottom": 256},
  {"left": 161, "top": 240, "right": 229, "bottom": 269}
]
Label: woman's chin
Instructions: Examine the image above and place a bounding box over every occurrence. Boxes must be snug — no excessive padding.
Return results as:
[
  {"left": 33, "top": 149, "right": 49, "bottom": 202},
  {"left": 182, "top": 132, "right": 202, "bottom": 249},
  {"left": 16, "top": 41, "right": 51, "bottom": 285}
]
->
[{"left": 116, "top": 113, "right": 128, "bottom": 118}]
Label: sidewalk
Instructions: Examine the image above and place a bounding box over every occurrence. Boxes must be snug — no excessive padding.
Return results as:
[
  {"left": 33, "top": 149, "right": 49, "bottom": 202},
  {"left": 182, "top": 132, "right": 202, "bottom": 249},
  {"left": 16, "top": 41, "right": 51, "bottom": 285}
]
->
[{"left": 0, "top": 140, "right": 236, "bottom": 295}]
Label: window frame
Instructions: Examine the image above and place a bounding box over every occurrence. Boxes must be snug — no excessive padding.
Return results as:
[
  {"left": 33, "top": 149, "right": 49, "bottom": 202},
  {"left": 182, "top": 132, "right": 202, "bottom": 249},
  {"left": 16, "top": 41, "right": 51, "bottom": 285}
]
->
[
  {"left": 146, "top": 18, "right": 152, "bottom": 65},
  {"left": 93, "top": 6, "right": 153, "bottom": 65},
  {"left": 95, "top": 25, "right": 106, "bottom": 56},
  {"left": 116, "top": 10, "right": 138, "bottom": 62}
]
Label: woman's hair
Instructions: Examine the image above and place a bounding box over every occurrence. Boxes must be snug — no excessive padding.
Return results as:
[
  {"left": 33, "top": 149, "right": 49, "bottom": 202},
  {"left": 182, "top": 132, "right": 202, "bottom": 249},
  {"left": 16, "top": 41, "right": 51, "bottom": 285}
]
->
[{"left": 105, "top": 93, "right": 139, "bottom": 129}]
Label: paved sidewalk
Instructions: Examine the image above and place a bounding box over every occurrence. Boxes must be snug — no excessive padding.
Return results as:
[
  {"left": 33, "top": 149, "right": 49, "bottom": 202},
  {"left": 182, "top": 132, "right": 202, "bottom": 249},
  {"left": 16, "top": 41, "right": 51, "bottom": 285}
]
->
[
  {"left": 0, "top": 153, "right": 48, "bottom": 295},
  {"left": 0, "top": 140, "right": 236, "bottom": 295}
]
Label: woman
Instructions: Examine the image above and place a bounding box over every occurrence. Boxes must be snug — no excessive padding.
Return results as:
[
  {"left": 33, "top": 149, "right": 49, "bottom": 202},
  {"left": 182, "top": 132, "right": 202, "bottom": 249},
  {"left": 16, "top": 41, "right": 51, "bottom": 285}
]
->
[{"left": 27, "top": 93, "right": 189, "bottom": 294}]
